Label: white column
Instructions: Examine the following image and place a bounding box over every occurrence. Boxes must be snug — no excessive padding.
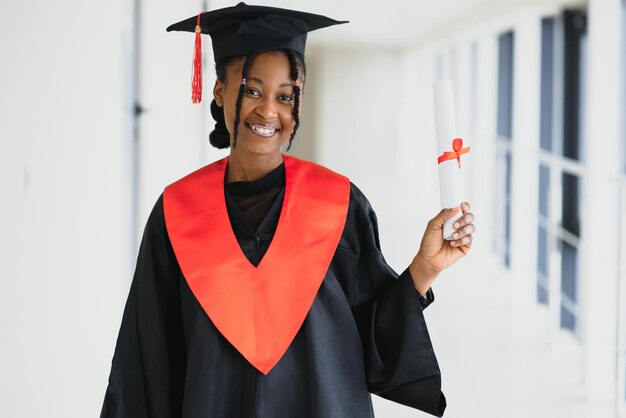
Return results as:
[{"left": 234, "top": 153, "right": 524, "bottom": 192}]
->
[
  {"left": 474, "top": 32, "right": 498, "bottom": 261},
  {"left": 583, "top": 0, "right": 623, "bottom": 407},
  {"left": 510, "top": 10, "right": 542, "bottom": 310}
]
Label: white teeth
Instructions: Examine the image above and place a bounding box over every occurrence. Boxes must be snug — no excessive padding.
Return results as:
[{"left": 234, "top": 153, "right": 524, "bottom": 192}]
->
[{"left": 249, "top": 124, "right": 277, "bottom": 136}]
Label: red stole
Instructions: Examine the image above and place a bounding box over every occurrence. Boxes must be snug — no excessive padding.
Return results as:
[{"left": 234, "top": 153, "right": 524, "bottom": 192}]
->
[{"left": 163, "top": 155, "right": 350, "bottom": 374}]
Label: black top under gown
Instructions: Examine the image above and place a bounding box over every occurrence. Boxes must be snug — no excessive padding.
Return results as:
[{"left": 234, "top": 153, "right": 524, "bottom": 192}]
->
[{"left": 100, "top": 161, "right": 446, "bottom": 418}]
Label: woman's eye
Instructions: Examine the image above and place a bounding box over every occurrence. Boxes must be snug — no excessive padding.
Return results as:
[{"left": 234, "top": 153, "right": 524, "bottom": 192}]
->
[
  {"left": 278, "top": 94, "right": 294, "bottom": 102},
  {"left": 245, "top": 88, "right": 261, "bottom": 97}
]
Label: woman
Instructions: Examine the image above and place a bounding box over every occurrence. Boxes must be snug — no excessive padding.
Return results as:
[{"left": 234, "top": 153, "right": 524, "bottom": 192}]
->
[{"left": 100, "top": 3, "right": 475, "bottom": 417}]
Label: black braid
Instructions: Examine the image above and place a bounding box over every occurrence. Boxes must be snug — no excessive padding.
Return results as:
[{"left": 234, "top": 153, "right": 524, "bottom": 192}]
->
[
  {"left": 210, "top": 56, "right": 244, "bottom": 149},
  {"left": 285, "top": 50, "right": 301, "bottom": 152},
  {"left": 208, "top": 99, "right": 230, "bottom": 148},
  {"left": 232, "top": 53, "right": 257, "bottom": 149}
]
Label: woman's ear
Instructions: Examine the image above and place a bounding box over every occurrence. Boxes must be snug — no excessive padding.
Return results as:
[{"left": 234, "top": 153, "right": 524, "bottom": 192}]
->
[{"left": 213, "top": 80, "right": 225, "bottom": 107}]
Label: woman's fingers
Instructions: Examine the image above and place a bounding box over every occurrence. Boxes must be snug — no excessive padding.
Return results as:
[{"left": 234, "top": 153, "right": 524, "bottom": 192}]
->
[
  {"left": 452, "top": 211, "right": 474, "bottom": 229},
  {"left": 451, "top": 234, "right": 472, "bottom": 247},
  {"left": 451, "top": 223, "right": 475, "bottom": 240},
  {"left": 451, "top": 202, "right": 474, "bottom": 248}
]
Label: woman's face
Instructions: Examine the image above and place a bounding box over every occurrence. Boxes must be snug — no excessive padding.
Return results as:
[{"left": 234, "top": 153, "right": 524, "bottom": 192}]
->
[{"left": 213, "top": 51, "right": 301, "bottom": 159}]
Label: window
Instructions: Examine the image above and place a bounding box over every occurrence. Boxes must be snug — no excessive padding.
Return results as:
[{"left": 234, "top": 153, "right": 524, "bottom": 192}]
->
[
  {"left": 563, "top": 10, "right": 586, "bottom": 163},
  {"left": 540, "top": 18, "right": 555, "bottom": 153},
  {"left": 497, "top": 32, "right": 514, "bottom": 140},
  {"left": 559, "top": 172, "right": 582, "bottom": 333},
  {"left": 560, "top": 11, "right": 586, "bottom": 335},
  {"left": 537, "top": 18, "right": 554, "bottom": 305},
  {"left": 537, "top": 164, "right": 550, "bottom": 304},
  {"left": 496, "top": 31, "right": 514, "bottom": 268},
  {"left": 536, "top": 11, "right": 586, "bottom": 337}
]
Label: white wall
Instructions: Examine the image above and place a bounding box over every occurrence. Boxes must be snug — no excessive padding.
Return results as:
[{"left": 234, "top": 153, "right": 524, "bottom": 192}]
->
[
  {"left": 0, "top": 0, "right": 132, "bottom": 416},
  {"left": 311, "top": 48, "right": 425, "bottom": 270}
]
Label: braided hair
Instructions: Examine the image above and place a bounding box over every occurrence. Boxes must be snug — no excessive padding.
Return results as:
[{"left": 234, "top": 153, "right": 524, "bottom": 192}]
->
[
  {"left": 284, "top": 49, "right": 302, "bottom": 151},
  {"left": 231, "top": 53, "right": 258, "bottom": 149},
  {"left": 209, "top": 55, "right": 242, "bottom": 149},
  {"left": 209, "top": 51, "right": 306, "bottom": 150}
]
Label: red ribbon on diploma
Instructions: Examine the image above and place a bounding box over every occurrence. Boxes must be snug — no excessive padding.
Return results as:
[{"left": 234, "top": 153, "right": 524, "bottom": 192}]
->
[{"left": 437, "top": 138, "right": 470, "bottom": 168}]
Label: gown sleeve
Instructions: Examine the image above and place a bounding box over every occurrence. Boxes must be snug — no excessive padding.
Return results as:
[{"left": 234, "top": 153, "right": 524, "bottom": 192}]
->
[
  {"left": 349, "top": 185, "right": 447, "bottom": 417},
  {"left": 100, "top": 195, "right": 186, "bottom": 418}
]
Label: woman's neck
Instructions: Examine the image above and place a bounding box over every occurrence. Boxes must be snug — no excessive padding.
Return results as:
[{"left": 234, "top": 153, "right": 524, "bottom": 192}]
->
[{"left": 225, "top": 151, "right": 284, "bottom": 183}]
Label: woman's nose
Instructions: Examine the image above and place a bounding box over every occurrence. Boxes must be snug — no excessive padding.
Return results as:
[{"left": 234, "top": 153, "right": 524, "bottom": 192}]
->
[{"left": 254, "top": 97, "right": 279, "bottom": 120}]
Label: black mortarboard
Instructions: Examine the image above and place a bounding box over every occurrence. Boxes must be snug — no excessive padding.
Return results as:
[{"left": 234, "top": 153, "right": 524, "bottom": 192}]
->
[
  {"left": 166, "top": 2, "right": 348, "bottom": 103},
  {"left": 167, "top": 2, "right": 348, "bottom": 60}
]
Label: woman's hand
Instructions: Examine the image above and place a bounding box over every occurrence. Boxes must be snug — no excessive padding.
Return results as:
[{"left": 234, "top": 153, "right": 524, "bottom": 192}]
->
[{"left": 409, "top": 202, "right": 475, "bottom": 295}]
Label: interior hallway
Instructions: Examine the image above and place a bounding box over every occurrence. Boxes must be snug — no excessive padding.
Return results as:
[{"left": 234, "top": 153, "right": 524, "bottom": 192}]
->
[{"left": 372, "top": 251, "right": 613, "bottom": 418}]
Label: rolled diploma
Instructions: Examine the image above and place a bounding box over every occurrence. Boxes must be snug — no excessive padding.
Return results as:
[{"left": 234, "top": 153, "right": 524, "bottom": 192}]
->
[{"left": 433, "top": 80, "right": 465, "bottom": 240}]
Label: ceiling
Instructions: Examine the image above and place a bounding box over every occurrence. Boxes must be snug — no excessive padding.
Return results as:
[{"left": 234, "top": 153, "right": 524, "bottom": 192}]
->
[{"left": 204, "top": 0, "right": 489, "bottom": 48}]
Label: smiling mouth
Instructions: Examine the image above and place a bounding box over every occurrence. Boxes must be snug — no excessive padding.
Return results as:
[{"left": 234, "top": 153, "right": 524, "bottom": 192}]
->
[{"left": 246, "top": 123, "right": 279, "bottom": 138}]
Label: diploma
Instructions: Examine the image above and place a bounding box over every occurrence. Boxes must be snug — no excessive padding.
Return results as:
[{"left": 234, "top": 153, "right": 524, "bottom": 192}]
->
[{"left": 433, "top": 80, "right": 470, "bottom": 240}]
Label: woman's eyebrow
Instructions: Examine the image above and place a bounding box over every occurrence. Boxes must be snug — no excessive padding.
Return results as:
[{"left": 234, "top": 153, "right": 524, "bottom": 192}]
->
[{"left": 248, "top": 77, "right": 293, "bottom": 88}]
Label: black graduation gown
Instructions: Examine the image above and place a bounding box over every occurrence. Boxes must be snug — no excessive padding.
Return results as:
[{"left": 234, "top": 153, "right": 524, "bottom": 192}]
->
[{"left": 100, "top": 163, "right": 446, "bottom": 418}]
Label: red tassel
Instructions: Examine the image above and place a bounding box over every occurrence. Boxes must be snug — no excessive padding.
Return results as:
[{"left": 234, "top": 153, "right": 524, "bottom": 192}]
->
[{"left": 191, "top": 13, "right": 204, "bottom": 104}]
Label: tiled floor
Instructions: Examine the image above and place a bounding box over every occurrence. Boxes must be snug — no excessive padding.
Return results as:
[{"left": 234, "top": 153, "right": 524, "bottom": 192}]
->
[{"left": 371, "top": 252, "right": 614, "bottom": 418}]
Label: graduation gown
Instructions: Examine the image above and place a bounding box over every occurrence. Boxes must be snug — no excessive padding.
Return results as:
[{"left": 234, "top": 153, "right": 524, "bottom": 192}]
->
[{"left": 100, "top": 155, "right": 446, "bottom": 418}]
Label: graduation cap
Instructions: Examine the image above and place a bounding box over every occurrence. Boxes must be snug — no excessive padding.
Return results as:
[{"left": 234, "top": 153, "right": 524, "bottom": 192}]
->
[{"left": 166, "top": 2, "right": 348, "bottom": 103}]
